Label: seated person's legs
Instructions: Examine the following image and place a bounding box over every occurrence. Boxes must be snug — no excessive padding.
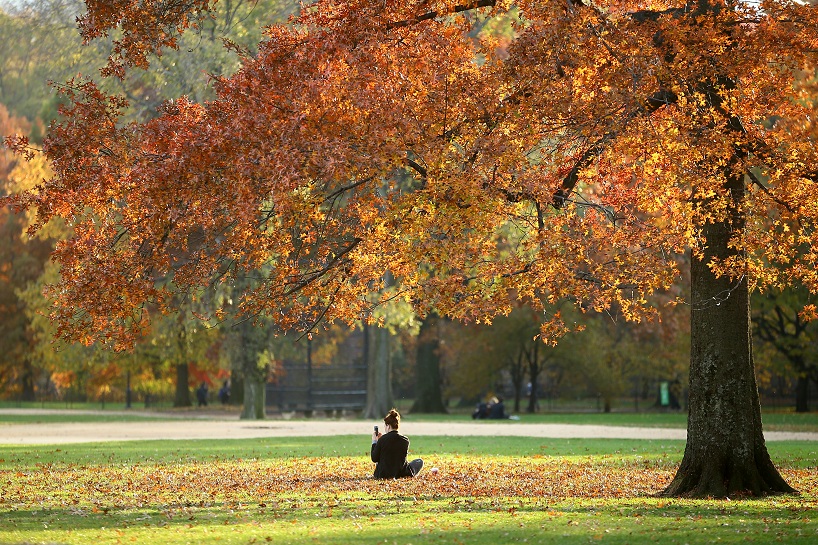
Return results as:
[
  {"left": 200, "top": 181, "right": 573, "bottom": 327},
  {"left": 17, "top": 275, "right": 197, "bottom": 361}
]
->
[{"left": 409, "top": 458, "right": 424, "bottom": 476}]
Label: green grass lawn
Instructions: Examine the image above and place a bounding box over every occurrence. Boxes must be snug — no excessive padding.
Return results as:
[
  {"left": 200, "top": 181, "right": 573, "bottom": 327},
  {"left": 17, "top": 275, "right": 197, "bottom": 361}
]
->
[
  {"left": 405, "top": 410, "right": 818, "bottom": 433},
  {"left": 2, "top": 404, "right": 817, "bottom": 432},
  {"left": 1, "top": 436, "right": 816, "bottom": 544}
]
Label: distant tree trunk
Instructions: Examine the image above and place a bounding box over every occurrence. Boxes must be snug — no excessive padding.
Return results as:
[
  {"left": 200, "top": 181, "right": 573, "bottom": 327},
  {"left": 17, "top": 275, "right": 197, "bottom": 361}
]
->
[
  {"left": 364, "top": 323, "right": 394, "bottom": 419},
  {"left": 19, "top": 360, "right": 36, "bottom": 402},
  {"left": 795, "top": 375, "right": 809, "bottom": 413},
  {"left": 241, "top": 378, "right": 266, "bottom": 419},
  {"left": 509, "top": 349, "right": 526, "bottom": 413},
  {"left": 662, "top": 175, "right": 794, "bottom": 498},
  {"left": 411, "top": 313, "right": 447, "bottom": 413},
  {"left": 173, "top": 318, "right": 192, "bottom": 408},
  {"left": 238, "top": 320, "right": 265, "bottom": 420},
  {"left": 174, "top": 363, "right": 191, "bottom": 407}
]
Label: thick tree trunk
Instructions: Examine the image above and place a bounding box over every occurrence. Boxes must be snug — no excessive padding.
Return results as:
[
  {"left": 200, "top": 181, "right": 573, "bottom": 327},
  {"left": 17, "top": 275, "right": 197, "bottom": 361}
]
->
[
  {"left": 364, "top": 323, "right": 395, "bottom": 419},
  {"left": 410, "top": 313, "right": 447, "bottom": 413},
  {"left": 174, "top": 363, "right": 191, "bottom": 407},
  {"left": 662, "top": 177, "right": 794, "bottom": 498}
]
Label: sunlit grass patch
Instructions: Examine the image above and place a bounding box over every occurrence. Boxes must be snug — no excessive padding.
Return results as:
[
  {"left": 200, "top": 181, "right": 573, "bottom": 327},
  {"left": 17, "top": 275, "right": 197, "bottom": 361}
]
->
[{"left": 1, "top": 438, "right": 816, "bottom": 544}]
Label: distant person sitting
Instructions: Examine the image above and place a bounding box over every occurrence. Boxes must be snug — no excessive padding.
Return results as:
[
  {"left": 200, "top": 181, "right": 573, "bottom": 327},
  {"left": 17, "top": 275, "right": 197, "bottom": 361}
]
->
[
  {"left": 472, "top": 401, "right": 490, "bottom": 419},
  {"left": 371, "top": 409, "right": 423, "bottom": 478},
  {"left": 488, "top": 396, "right": 509, "bottom": 419}
]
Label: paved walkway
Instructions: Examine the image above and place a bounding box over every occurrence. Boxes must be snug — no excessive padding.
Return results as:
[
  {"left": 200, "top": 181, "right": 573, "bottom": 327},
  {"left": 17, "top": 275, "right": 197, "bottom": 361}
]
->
[{"left": 2, "top": 409, "right": 816, "bottom": 445}]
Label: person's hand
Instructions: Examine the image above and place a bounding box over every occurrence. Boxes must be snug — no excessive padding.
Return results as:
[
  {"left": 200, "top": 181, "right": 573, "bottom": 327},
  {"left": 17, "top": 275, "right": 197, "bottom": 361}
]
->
[{"left": 372, "top": 431, "right": 380, "bottom": 442}]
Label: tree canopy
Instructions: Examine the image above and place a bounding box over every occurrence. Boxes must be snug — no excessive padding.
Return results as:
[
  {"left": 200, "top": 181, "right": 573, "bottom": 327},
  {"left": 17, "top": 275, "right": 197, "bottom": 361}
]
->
[{"left": 6, "top": 0, "right": 817, "bottom": 346}]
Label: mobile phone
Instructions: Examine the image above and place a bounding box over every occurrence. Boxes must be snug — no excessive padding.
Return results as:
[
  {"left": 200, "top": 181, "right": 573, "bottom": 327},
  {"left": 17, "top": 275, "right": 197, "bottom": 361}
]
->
[{"left": 374, "top": 425, "right": 379, "bottom": 434}]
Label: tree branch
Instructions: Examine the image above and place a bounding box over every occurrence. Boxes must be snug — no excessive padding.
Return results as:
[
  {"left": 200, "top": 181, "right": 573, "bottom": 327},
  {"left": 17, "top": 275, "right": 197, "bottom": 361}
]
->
[
  {"left": 553, "top": 89, "right": 679, "bottom": 209},
  {"left": 407, "top": 157, "right": 428, "bottom": 178},
  {"left": 552, "top": 136, "right": 612, "bottom": 209},
  {"left": 283, "top": 237, "right": 362, "bottom": 297},
  {"left": 387, "top": 0, "right": 497, "bottom": 30}
]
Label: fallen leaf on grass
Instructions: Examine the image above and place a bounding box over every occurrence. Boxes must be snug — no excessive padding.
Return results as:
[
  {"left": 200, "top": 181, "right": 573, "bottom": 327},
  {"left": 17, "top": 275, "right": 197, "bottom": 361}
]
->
[{"left": 2, "top": 458, "right": 815, "bottom": 511}]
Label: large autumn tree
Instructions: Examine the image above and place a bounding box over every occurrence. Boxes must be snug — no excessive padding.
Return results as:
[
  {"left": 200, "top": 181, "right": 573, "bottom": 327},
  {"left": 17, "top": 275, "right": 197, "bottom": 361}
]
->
[{"left": 5, "top": 0, "right": 818, "bottom": 497}]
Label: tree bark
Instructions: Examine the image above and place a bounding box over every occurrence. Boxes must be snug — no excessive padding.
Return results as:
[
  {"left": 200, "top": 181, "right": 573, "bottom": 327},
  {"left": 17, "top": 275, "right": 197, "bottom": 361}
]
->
[
  {"left": 364, "top": 322, "right": 395, "bottom": 419},
  {"left": 410, "top": 313, "right": 447, "bottom": 413},
  {"left": 662, "top": 175, "right": 795, "bottom": 498}
]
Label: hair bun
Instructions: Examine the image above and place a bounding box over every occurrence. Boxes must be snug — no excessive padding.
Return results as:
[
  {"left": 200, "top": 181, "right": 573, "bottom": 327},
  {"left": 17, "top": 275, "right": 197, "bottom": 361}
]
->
[{"left": 384, "top": 408, "right": 401, "bottom": 429}]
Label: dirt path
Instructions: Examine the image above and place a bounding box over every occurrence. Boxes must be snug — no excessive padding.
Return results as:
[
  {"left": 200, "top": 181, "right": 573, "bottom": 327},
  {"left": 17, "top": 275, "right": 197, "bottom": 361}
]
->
[{"left": 2, "top": 409, "right": 816, "bottom": 444}]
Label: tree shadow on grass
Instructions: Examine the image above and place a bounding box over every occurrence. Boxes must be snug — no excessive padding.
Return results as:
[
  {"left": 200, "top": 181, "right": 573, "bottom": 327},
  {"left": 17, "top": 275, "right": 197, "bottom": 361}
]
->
[{"left": 3, "top": 498, "right": 818, "bottom": 545}]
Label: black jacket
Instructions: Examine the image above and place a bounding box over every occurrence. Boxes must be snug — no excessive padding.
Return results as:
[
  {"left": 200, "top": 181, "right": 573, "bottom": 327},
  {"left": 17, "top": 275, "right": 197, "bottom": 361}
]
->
[{"left": 371, "top": 430, "right": 414, "bottom": 478}]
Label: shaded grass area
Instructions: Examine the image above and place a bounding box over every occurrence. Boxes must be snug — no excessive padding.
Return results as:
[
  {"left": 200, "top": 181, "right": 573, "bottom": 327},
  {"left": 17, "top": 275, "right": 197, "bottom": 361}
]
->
[
  {"left": 1, "top": 437, "right": 816, "bottom": 544},
  {"left": 4, "top": 497, "right": 817, "bottom": 545}
]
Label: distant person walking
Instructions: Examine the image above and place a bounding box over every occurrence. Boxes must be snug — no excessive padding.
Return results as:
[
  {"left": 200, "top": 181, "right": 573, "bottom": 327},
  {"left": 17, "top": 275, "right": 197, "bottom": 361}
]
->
[
  {"left": 218, "top": 381, "right": 231, "bottom": 405},
  {"left": 371, "top": 409, "right": 423, "bottom": 478},
  {"left": 196, "top": 382, "right": 208, "bottom": 407}
]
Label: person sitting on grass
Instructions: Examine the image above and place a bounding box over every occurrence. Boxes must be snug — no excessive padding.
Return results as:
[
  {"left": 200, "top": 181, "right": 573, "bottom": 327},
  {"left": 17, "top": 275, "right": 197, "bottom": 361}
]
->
[
  {"left": 371, "top": 408, "right": 423, "bottom": 478},
  {"left": 472, "top": 399, "right": 490, "bottom": 419},
  {"left": 487, "top": 396, "right": 520, "bottom": 420},
  {"left": 487, "top": 396, "right": 506, "bottom": 419}
]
